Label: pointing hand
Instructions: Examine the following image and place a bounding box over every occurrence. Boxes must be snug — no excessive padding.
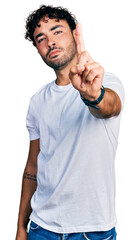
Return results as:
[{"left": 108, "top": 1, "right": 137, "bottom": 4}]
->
[{"left": 70, "top": 23, "right": 104, "bottom": 101}]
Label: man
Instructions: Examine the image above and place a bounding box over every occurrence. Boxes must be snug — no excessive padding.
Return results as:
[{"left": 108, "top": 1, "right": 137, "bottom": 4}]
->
[{"left": 16, "top": 5, "right": 124, "bottom": 240}]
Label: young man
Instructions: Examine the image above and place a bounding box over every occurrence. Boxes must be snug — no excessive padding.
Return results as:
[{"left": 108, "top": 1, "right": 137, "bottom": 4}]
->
[{"left": 16, "top": 5, "right": 124, "bottom": 240}]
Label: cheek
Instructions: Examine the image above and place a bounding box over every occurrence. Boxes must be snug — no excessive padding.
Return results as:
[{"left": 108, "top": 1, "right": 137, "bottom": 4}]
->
[
  {"left": 59, "top": 34, "right": 74, "bottom": 47},
  {"left": 37, "top": 43, "right": 49, "bottom": 55}
]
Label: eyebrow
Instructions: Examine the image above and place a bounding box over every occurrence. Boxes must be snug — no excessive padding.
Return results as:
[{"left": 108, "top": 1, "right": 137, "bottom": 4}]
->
[
  {"left": 50, "top": 25, "right": 64, "bottom": 31},
  {"left": 35, "top": 25, "right": 64, "bottom": 40},
  {"left": 35, "top": 33, "right": 44, "bottom": 39}
]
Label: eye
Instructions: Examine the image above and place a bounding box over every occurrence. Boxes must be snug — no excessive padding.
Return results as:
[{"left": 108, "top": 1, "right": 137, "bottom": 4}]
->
[
  {"left": 54, "top": 31, "right": 62, "bottom": 35},
  {"left": 38, "top": 38, "right": 45, "bottom": 43}
]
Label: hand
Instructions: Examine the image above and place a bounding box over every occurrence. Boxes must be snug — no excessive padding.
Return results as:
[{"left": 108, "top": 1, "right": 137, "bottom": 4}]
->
[
  {"left": 15, "top": 227, "right": 28, "bottom": 240},
  {"left": 70, "top": 23, "right": 104, "bottom": 101}
]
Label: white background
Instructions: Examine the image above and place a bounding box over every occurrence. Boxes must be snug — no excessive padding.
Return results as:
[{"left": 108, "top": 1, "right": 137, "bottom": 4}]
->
[{"left": 1, "top": 0, "right": 140, "bottom": 239}]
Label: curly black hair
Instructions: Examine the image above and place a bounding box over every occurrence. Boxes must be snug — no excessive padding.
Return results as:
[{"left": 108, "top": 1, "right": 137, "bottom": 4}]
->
[{"left": 25, "top": 5, "right": 77, "bottom": 46}]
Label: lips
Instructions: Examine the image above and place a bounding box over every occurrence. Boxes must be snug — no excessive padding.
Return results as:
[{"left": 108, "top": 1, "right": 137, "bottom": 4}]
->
[{"left": 49, "top": 50, "right": 61, "bottom": 58}]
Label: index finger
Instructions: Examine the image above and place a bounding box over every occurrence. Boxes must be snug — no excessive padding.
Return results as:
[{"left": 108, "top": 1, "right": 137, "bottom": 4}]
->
[{"left": 74, "top": 23, "right": 85, "bottom": 56}]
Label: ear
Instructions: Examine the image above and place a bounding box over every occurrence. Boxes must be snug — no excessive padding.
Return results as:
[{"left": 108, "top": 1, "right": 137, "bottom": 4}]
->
[{"left": 72, "top": 28, "right": 76, "bottom": 41}]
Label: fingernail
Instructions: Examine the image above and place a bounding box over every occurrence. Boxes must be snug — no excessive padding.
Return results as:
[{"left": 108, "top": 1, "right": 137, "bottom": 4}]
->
[
  {"left": 81, "top": 82, "right": 86, "bottom": 88},
  {"left": 77, "top": 65, "right": 83, "bottom": 71}
]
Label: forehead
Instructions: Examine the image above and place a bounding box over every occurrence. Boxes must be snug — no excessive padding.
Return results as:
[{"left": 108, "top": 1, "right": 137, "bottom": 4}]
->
[{"left": 34, "top": 16, "right": 70, "bottom": 36}]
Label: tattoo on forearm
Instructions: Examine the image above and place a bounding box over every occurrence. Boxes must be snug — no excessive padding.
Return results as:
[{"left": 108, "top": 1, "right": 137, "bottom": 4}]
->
[{"left": 24, "top": 172, "right": 37, "bottom": 181}]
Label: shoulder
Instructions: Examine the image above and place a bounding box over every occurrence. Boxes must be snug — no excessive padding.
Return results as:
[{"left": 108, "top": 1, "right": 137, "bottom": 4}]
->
[
  {"left": 103, "top": 71, "right": 125, "bottom": 107},
  {"left": 103, "top": 71, "right": 122, "bottom": 85},
  {"left": 30, "top": 81, "right": 53, "bottom": 105}
]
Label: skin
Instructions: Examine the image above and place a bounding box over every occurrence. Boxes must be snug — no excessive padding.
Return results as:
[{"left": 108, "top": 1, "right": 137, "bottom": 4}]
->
[
  {"left": 16, "top": 15, "right": 122, "bottom": 240},
  {"left": 70, "top": 23, "right": 121, "bottom": 118},
  {"left": 16, "top": 139, "right": 39, "bottom": 240},
  {"left": 34, "top": 16, "right": 121, "bottom": 118},
  {"left": 34, "top": 17, "right": 78, "bottom": 85}
]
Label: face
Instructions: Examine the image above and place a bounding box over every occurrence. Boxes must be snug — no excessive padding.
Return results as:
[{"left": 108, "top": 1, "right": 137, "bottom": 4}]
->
[{"left": 33, "top": 17, "right": 77, "bottom": 70}]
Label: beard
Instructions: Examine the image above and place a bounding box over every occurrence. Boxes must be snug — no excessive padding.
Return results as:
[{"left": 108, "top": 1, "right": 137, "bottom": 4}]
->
[{"left": 41, "top": 40, "right": 77, "bottom": 71}]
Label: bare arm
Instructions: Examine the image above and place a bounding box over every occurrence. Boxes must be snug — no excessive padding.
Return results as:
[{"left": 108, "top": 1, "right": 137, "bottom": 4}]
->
[
  {"left": 70, "top": 24, "right": 122, "bottom": 119},
  {"left": 16, "top": 139, "right": 40, "bottom": 239},
  {"left": 88, "top": 88, "right": 122, "bottom": 118}
]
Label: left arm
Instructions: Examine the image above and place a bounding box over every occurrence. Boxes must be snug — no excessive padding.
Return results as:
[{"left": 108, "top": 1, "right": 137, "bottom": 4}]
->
[
  {"left": 70, "top": 24, "right": 122, "bottom": 119},
  {"left": 87, "top": 88, "right": 122, "bottom": 119}
]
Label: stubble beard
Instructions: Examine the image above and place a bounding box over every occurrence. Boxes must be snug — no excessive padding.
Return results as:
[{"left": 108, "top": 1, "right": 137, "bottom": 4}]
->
[{"left": 42, "top": 40, "right": 77, "bottom": 71}]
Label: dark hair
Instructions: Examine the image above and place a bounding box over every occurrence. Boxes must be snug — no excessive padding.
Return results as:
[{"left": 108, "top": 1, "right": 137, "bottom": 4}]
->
[{"left": 25, "top": 5, "right": 77, "bottom": 46}]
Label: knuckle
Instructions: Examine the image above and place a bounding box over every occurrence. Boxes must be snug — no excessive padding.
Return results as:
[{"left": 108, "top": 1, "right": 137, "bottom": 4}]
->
[
  {"left": 90, "top": 69, "right": 95, "bottom": 75},
  {"left": 70, "top": 66, "right": 76, "bottom": 74},
  {"left": 100, "top": 66, "right": 104, "bottom": 74},
  {"left": 86, "top": 71, "right": 95, "bottom": 81},
  {"left": 95, "top": 62, "right": 100, "bottom": 67},
  {"left": 82, "top": 51, "right": 88, "bottom": 57},
  {"left": 86, "top": 76, "right": 92, "bottom": 82}
]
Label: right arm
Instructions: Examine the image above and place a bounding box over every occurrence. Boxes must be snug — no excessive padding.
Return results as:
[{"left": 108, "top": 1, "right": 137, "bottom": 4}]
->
[{"left": 15, "top": 139, "right": 40, "bottom": 240}]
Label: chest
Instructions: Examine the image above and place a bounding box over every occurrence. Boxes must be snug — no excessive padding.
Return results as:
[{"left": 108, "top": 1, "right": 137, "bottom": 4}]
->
[{"left": 36, "top": 89, "right": 86, "bottom": 135}]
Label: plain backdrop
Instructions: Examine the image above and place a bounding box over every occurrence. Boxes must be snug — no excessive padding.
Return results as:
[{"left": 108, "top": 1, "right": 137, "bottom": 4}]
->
[{"left": 1, "top": 0, "right": 140, "bottom": 239}]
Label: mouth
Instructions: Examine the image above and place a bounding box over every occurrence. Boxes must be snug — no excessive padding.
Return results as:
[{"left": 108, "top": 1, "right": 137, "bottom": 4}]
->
[{"left": 49, "top": 50, "right": 61, "bottom": 58}]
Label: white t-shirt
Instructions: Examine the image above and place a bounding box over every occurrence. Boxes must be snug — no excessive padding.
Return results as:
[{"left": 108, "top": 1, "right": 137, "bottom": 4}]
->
[{"left": 26, "top": 71, "right": 124, "bottom": 233}]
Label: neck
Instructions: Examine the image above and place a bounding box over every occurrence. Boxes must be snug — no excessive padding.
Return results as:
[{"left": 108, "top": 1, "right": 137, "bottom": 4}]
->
[{"left": 55, "top": 54, "right": 78, "bottom": 86}]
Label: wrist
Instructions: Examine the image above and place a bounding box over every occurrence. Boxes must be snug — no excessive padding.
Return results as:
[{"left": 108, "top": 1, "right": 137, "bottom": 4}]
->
[
  {"left": 17, "top": 224, "right": 27, "bottom": 232},
  {"left": 80, "top": 86, "right": 105, "bottom": 110},
  {"left": 17, "top": 219, "right": 29, "bottom": 231},
  {"left": 16, "top": 227, "right": 28, "bottom": 240},
  {"left": 81, "top": 89, "right": 101, "bottom": 102}
]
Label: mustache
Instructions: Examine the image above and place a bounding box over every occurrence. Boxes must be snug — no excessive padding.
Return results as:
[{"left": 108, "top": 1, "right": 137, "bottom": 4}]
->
[{"left": 47, "top": 47, "right": 63, "bottom": 56}]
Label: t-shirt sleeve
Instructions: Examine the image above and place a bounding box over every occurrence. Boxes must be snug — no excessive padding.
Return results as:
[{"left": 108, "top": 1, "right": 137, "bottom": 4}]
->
[
  {"left": 103, "top": 71, "right": 125, "bottom": 109},
  {"left": 26, "top": 100, "right": 40, "bottom": 141}
]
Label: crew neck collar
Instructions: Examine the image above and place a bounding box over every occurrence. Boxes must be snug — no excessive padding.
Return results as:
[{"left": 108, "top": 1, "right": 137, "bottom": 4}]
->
[{"left": 52, "top": 80, "right": 72, "bottom": 91}]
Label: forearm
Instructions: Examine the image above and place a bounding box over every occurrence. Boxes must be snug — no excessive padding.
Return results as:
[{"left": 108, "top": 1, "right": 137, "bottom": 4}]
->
[
  {"left": 17, "top": 164, "right": 37, "bottom": 231},
  {"left": 88, "top": 88, "right": 122, "bottom": 119}
]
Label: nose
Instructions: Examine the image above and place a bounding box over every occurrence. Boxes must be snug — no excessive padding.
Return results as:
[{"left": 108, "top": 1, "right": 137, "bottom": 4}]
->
[
  {"left": 47, "top": 36, "right": 56, "bottom": 49},
  {"left": 48, "top": 43, "right": 56, "bottom": 49}
]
